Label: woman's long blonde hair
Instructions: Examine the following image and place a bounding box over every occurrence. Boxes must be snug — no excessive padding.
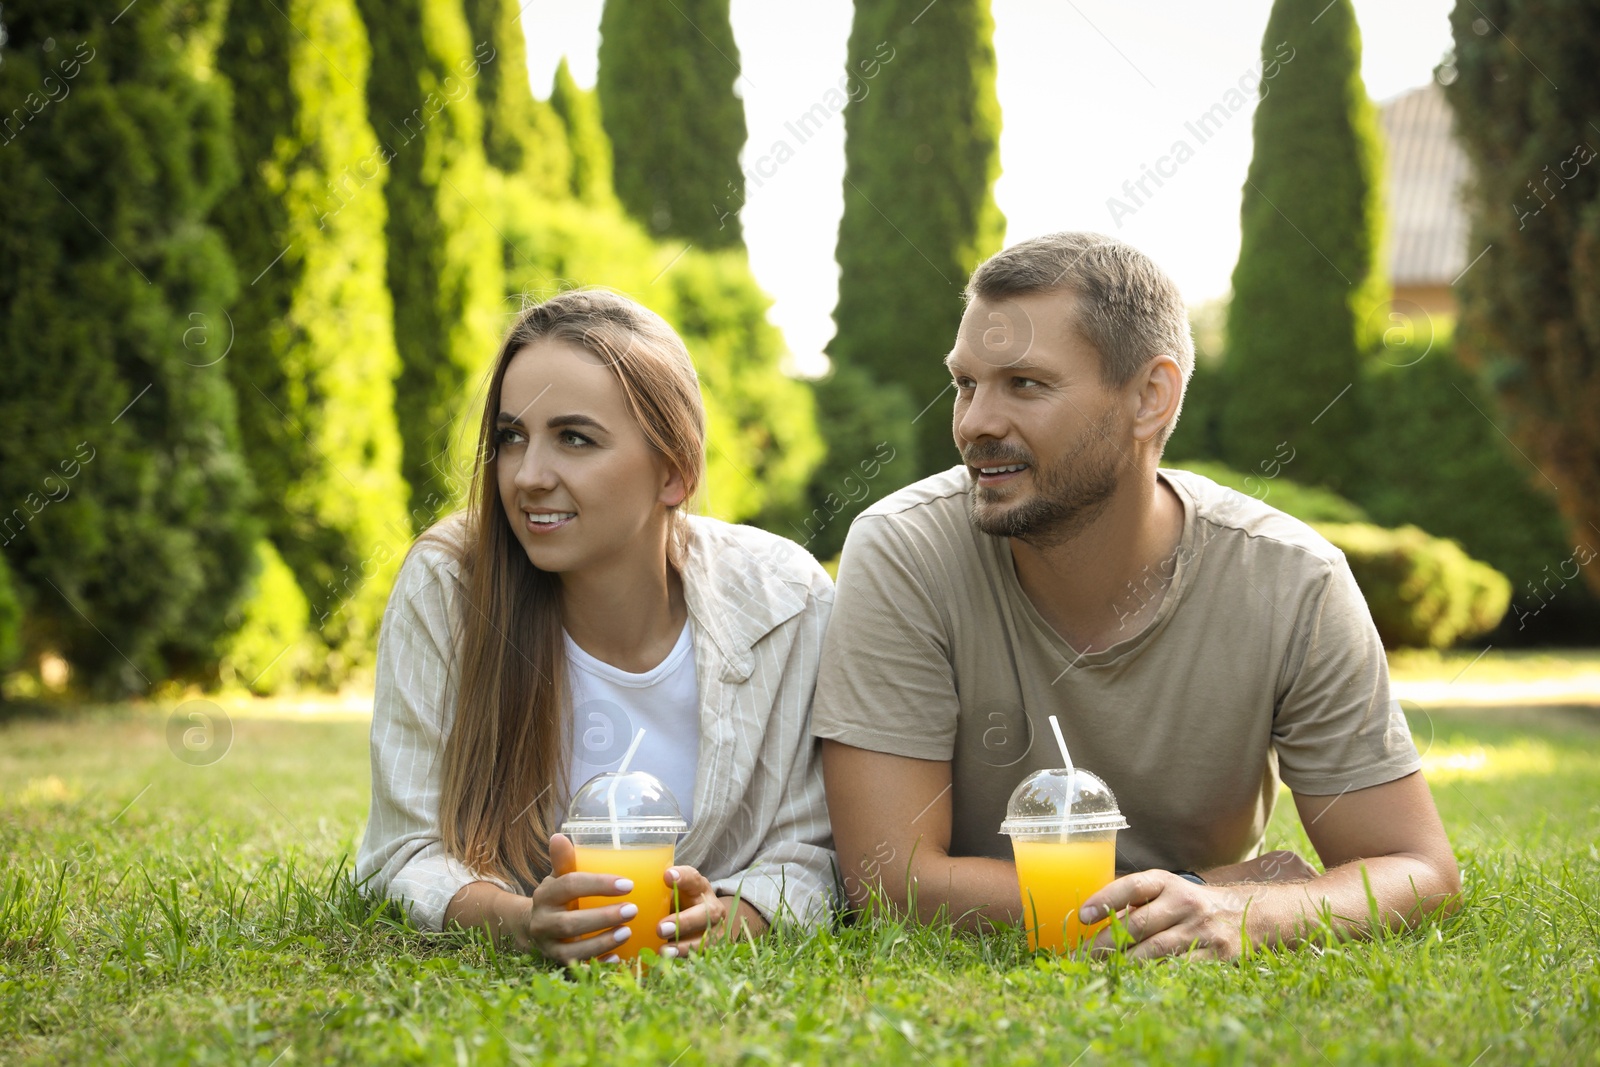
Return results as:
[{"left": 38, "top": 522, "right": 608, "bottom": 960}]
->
[{"left": 418, "top": 289, "right": 706, "bottom": 889}]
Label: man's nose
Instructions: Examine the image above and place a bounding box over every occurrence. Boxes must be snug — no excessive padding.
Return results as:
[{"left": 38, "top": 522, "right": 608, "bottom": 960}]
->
[{"left": 954, "top": 381, "right": 1010, "bottom": 448}]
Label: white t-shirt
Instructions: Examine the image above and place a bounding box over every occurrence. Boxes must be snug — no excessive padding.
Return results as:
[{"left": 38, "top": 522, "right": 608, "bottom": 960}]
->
[{"left": 564, "top": 619, "right": 701, "bottom": 825}]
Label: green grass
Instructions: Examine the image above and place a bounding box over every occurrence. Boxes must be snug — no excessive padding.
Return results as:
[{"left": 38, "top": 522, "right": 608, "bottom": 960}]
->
[
  {"left": 1388, "top": 647, "right": 1600, "bottom": 687},
  {"left": 2, "top": 701, "right": 1597, "bottom": 1065}
]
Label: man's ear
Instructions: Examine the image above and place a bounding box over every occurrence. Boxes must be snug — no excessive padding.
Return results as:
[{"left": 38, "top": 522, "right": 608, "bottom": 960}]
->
[
  {"left": 1131, "top": 355, "right": 1183, "bottom": 445},
  {"left": 659, "top": 464, "right": 689, "bottom": 508}
]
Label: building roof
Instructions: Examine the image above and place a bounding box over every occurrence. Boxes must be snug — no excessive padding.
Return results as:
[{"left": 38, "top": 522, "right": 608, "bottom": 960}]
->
[{"left": 1379, "top": 83, "right": 1470, "bottom": 286}]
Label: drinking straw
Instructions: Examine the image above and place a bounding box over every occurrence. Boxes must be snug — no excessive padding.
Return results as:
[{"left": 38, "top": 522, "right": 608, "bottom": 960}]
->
[
  {"left": 607, "top": 728, "right": 647, "bottom": 849},
  {"left": 617, "top": 728, "right": 646, "bottom": 775},
  {"left": 1048, "top": 716, "right": 1073, "bottom": 844},
  {"left": 1047, "top": 715, "right": 1073, "bottom": 772}
]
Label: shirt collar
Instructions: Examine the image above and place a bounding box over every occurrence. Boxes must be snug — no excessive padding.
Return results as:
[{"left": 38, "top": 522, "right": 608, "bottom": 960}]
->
[{"left": 679, "top": 515, "right": 808, "bottom": 682}]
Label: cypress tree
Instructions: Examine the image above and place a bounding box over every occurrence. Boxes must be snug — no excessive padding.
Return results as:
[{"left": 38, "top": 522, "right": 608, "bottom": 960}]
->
[
  {"left": 460, "top": 0, "right": 570, "bottom": 199},
  {"left": 0, "top": 552, "right": 19, "bottom": 674},
  {"left": 214, "top": 0, "right": 413, "bottom": 681},
  {"left": 1220, "top": 0, "right": 1387, "bottom": 493},
  {"left": 1443, "top": 0, "right": 1600, "bottom": 597},
  {"left": 827, "top": 0, "right": 1005, "bottom": 480},
  {"left": 551, "top": 58, "right": 615, "bottom": 206},
  {"left": 355, "top": 0, "right": 506, "bottom": 527},
  {"left": 597, "top": 0, "right": 747, "bottom": 248},
  {"left": 0, "top": 0, "right": 259, "bottom": 695}
]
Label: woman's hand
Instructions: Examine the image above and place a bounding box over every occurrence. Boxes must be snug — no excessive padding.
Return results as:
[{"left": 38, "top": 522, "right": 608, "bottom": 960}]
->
[
  {"left": 656, "top": 865, "right": 770, "bottom": 957},
  {"left": 521, "top": 832, "right": 639, "bottom": 964}
]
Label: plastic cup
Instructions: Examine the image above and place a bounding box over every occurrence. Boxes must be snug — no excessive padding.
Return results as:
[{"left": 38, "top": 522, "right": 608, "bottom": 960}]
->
[
  {"left": 1000, "top": 767, "right": 1129, "bottom": 951},
  {"left": 560, "top": 770, "right": 688, "bottom": 960}
]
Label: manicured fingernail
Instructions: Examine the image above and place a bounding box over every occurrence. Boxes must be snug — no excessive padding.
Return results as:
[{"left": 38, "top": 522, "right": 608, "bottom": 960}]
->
[
  {"left": 658, "top": 921, "right": 677, "bottom": 939},
  {"left": 613, "top": 927, "right": 631, "bottom": 943},
  {"left": 1080, "top": 905, "right": 1102, "bottom": 922},
  {"left": 602, "top": 954, "right": 621, "bottom": 963},
  {"left": 662, "top": 946, "right": 679, "bottom": 958},
  {"left": 666, "top": 868, "right": 680, "bottom": 884},
  {"left": 614, "top": 878, "right": 633, "bottom": 892},
  {"left": 619, "top": 903, "right": 639, "bottom": 919}
]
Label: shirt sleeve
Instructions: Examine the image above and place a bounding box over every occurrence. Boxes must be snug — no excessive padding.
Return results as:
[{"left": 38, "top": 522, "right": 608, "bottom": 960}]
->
[
  {"left": 1271, "top": 554, "right": 1423, "bottom": 796},
  {"left": 809, "top": 512, "right": 961, "bottom": 761},
  {"left": 708, "top": 561, "right": 838, "bottom": 930},
  {"left": 354, "top": 546, "right": 518, "bottom": 932}
]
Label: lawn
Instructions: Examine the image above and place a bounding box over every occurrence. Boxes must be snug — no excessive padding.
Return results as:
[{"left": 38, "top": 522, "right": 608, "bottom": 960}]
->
[{"left": 1, "top": 698, "right": 1597, "bottom": 1065}]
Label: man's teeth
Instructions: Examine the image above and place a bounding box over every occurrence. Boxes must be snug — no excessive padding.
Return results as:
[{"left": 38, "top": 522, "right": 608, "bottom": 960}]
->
[
  {"left": 979, "top": 464, "right": 1027, "bottom": 475},
  {"left": 529, "top": 512, "right": 576, "bottom": 523}
]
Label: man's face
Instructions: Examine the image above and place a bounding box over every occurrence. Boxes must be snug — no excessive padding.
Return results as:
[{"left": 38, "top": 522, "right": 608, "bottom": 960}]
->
[{"left": 946, "top": 291, "right": 1133, "bottom": 544}]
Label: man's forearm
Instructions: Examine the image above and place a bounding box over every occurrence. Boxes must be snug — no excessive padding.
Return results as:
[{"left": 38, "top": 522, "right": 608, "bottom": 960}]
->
[
  {"left": 881, "top": 853, "right": 1021, "bottom": 929},
  {"left": 1234, "top": 852, "right": 1460, "bottom": 948}
]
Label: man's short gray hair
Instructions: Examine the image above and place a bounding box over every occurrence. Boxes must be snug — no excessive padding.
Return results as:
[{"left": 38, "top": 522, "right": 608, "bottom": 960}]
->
[{"left": 964, "top": 232, "right": 1195, "bottom": 405}]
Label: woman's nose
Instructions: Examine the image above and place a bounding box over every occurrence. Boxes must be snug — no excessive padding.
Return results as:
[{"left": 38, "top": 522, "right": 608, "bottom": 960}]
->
[{"left": 512, "top": 441, "right": 558, "bottom": 492}]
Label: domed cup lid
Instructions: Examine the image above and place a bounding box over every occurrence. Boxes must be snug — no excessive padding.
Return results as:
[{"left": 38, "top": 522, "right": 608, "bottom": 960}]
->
[
  {"left": 560, "top": 770, "right": 688, "bottom": 835},
  {"left": 999, "top": 767, "right": 1128, "bottom": 836}
]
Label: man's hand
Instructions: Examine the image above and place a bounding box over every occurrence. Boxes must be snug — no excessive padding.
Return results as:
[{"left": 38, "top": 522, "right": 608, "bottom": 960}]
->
[
  {"left": 1082, "top": 773, "right": 1461, "bottom": 961},
  {"left": 1081, "top": 871, "right": 1253, "bottom": 961}
]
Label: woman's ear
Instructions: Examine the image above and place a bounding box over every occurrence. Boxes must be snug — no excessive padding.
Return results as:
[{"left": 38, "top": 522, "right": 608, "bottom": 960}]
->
[{"left": 659, "top": 464, "right": 689, "bottom": 509}]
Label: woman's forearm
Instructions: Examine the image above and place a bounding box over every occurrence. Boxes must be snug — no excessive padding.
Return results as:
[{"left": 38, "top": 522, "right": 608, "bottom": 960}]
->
[{"left": 443, "top": 880, "right": 533, "bottom": 949}]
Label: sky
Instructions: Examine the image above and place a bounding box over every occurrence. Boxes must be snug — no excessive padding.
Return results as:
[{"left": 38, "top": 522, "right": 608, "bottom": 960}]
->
[{"left": 521, "top": 1, "right": 1457, "bottom": 376}]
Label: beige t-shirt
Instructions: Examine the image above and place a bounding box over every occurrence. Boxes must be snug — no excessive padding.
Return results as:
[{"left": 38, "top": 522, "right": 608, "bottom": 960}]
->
[{"left": 811, "top": 465, "right": 1420, "bottom": 875}]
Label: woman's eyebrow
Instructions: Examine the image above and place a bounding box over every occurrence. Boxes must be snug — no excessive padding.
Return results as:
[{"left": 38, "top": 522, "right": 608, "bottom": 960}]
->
[{"left": 546, "top": 413, "right": 607, "bottom": 432}]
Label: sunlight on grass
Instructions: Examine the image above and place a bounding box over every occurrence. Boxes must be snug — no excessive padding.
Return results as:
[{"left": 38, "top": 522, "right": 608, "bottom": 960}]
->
[
  {"left": 16, "top": 775, "right": 81, "bottom": 808},
  {"left": 1388, "top": 647, "right": 1600, "bottom": 686},
  {"left": 1419, "top": 738, "right": 1559, "bottom": 782}
]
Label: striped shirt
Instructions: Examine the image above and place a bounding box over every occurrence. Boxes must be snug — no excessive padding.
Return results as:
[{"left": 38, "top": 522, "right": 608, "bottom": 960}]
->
[{"left": 354, "top": 513, "right": 837, "bottom": 933}]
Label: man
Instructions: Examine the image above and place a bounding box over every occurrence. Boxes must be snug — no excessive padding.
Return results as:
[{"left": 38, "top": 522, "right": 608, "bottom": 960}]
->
[{"left": 813, "top": 232, "right": 1459, "bottom": 960}]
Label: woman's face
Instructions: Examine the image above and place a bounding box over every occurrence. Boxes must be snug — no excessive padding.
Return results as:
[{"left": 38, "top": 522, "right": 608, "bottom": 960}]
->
[{"left": 494, "top": 339, "right": 686, "bottom": 575}]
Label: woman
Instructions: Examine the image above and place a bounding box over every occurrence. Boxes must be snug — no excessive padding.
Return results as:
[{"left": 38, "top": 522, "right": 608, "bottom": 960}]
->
[{"left": 356, "top": 289, "right": 834, "bottom": 963}]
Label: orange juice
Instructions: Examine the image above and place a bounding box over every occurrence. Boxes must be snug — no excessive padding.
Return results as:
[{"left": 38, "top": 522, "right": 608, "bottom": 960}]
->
[
  {"left": 572, "top": 843, "right": 676, "bottom": 959},
  {"left": 1012, "top": 838, "right": 1116, "bottom": 951}
]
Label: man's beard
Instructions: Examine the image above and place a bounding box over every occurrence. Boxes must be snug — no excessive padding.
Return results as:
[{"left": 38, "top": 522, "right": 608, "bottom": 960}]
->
[{"left": 966, "top": 405, "right": 1127, "bottom": 546}]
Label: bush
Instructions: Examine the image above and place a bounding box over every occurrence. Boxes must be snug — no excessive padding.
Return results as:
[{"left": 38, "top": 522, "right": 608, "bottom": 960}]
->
[
  {"left": 1166, "top": 462, "right": 1508, "bottom": 648},
  {"left": 782, "top": 363, "right": 920, "bottom": 561},
  {"left": 1315, "top": 522, "right": 1511, "bottom": 648},
  {"left": 217, "top": 541, "right": 315, "bottom": 696},
  {"left": 1170, "top": 460, "right": 1368, "bottom": 524},
  {"left": 1162, "top": 359, "right": 1224, "bottom": 464},
  {"left": 1351, "top": 335, "right": 1578, "bottom": 598},
  {"left": 667, "top": 252, "right": 825, "bottom": 526}
]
